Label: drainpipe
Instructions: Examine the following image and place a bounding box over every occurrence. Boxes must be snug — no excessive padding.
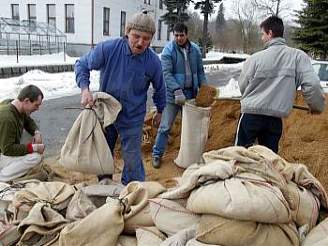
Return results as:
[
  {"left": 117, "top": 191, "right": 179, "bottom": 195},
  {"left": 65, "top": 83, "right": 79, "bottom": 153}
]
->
[{"left": 91, "top": 0, "right": 94, "bottom": 48}]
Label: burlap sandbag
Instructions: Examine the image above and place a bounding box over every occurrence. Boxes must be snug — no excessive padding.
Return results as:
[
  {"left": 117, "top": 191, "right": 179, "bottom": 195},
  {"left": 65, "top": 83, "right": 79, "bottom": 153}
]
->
[
  {"left": 287, "top": 182, "right": 319, "bottom": 230},
  {"left": 186, "top": 238, "right": 221, "bottom": 246},
  {"left": 116, "top": 235, "right": 137, "bottom": 246},
  {"left": 13, "top": 182, "right": 75, "bottom": 215},
  {"left": 302, "top": 217, "right": 328, "bottom": 246},
  {"left": 59, "top": 197, "right": 124, "bottom": 246},
  {"left": 149, "top": 198, "right": 200, "bottom": 236},
  {"left": 60, "top": 92, "right": 122, "bottom": 175},
  {"left": 196, "top": 214, "right": 299, "bottom": 246},
  {"left": 120, "top": 181, "right": 166, "bottom": 234},
  {"left": 187, "top": 177, "right": 291, "bottom": 223},
  {"left": 17, "top": 203, "right": 68, "bottom": 246},
  {"left": 161, "top": 225, "right": 196, "bottom": 246},
  {"left": 136, "top": 227, "right": 166, "bottom": 246},
  {"left": 175, "top": 100, "right": 211, "bottom": 168},
  {"left": 65, "top": 189, "right": 97, "bottom": 221}
]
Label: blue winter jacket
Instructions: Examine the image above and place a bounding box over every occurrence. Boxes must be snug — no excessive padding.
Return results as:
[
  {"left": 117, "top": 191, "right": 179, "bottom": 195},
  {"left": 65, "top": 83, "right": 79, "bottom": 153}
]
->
[
  {"left": 161, "top": 40, "right": 207, "bottom": 103},
  {"left": 75, "top": 37, "right": 166, "bottom": 127}
]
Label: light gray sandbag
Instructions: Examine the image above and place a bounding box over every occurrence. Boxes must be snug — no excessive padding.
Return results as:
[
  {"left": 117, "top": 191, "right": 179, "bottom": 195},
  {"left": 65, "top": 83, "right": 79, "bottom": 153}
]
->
[
  {"left": 196, "top": 214, "right": 299, "bottom": 246},
  {"left": 116, "top": 235, "right": 137, "bottom": 246},
  {"left": 160, "top": 225, "right": 196, "bottom": 246},
  {"left": 136, "top": 227, "right": 166, "bottom": 246},
  {"left": 149, "top": 198, "right": 200, "bottom": 236},
  {"left": 302, "top": 217, "right": 328, "bottom": 246},
  {"left": 60, "top": 92, "right": 121, "bottom": 175},
  {"left": 175, "top": 100, "right": 211, "bottom": 168}
]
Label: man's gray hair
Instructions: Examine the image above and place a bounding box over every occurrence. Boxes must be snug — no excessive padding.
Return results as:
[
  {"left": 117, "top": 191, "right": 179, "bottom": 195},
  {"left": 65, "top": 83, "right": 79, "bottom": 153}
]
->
[{"left": 125, "top": 12, "right": 156, "bottom": 36}]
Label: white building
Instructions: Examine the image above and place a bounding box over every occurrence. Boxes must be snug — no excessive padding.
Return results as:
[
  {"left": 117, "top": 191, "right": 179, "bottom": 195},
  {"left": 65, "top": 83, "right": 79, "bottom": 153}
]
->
[{"left": 0, "top": 0, "right": 170, "bottom": 56}]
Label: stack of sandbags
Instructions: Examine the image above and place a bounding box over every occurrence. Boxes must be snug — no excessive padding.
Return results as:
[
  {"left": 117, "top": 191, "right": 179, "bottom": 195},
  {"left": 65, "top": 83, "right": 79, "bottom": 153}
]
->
[{"left": 159, "top": 145, "right": 328, "bottom": 246}]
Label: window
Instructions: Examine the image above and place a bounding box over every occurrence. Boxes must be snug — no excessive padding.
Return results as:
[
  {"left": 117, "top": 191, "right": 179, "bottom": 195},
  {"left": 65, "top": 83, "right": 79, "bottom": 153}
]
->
[
  {"left": 27, "top": 4, "right": 36, "bottom": 22},
  {"left": 47, "top": 4, "right": 56, "bottom": 27},
  {"left": 11, "top": 4, "right": 19, "bottom": 20},
  {"left": 120, "top": 11, "right": 126, "bottom": 37},
  {"left": 157, "top": 20, "right": 162, "bottom": 40},
  {"left": 65, "top": 4, "right": 74, "bottom": 33},
  {"left": 159, "top": 0, "right": 163, "bottom": 9},
  {"left": 144, "top": 0, "right": 151, "bottom": 4},
  {"left": 103, "top": 7, "right": 110, "bottom": 36}
]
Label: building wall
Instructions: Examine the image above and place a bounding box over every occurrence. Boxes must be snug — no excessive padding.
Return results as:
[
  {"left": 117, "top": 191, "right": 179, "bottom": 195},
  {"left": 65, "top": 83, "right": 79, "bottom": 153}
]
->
[{"left": 0, "top": 0, "right": 170, "bottom": 56}]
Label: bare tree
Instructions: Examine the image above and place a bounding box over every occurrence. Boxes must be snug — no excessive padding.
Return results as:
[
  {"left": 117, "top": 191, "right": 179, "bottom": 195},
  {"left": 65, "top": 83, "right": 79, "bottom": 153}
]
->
[
  {"left": 250, "top": 0, "right": 290, "bottom": 17},
  {"left": 232, "top": 0, "right": 260, "bottom": 53}
]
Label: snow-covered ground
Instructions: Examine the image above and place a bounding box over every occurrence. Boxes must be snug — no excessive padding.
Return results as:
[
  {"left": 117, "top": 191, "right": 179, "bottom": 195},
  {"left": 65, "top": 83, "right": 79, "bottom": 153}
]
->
[{"left": 0, "top": 52, "right": 245, "bottom": 101}]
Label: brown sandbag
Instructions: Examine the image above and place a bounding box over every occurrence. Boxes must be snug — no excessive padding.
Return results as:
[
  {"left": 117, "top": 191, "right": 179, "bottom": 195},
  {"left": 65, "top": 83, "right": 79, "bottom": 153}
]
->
[
  {"left": 120, "top": 181, "right": 166, "bottom": 234},
  {"left": 60, "top": 92, "right": 121, "bottom": 175},
  {"left": 59, "top": 197, "right": 124, "bottom": 246},
  {"left": 196, "top": 214, "right": 299, "bottom": 246},
  {"left": 136, "top": 227, "right": 166, "bottom": 246},
  {"left": 149, "top": 198, "right": 200, "bottom": 236},
  {"left": 65, "top": 189, "right": 97, "bottom": 221},
  {"left": 302, "top": 217, "right": 328, "bottom": 246},
  {"left": 17, "top": 203, "right": 68, "bottom": 246}
]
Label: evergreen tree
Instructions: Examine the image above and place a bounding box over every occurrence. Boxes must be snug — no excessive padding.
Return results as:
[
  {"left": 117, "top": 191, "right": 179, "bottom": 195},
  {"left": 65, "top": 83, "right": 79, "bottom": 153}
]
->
[
  {"left": 215, "top": 2, "right": 226, "bottom": 33},
  {"left": 193, "top": 0, "right": 222, "bottom": 57},
  {"left": 293, "top": 0, "right": 328, "bottom": 59},
  {"left": 162, "top": 0, "right": 191, "bottom": 31}
]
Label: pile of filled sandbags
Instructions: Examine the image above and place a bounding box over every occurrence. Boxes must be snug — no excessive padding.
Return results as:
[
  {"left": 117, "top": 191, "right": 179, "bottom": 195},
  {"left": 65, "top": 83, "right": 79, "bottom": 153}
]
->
[{"left": 1, "top": 145, "right": 327, "bottom": 245}]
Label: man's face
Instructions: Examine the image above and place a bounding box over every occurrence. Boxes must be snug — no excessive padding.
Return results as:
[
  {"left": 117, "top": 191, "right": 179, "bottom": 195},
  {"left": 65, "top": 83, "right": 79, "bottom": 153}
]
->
[
  {"left": 23, "top": 95, "right": 42, "bottom": 115},
  {"left": 261, "top": 28, "right": 273, "bottom": 43},
  {"left": 127, "top": 29, "right": 152, "bottom": 55},
  {"left": 174, "top": 31, "right": 188, "bottom": 47}
]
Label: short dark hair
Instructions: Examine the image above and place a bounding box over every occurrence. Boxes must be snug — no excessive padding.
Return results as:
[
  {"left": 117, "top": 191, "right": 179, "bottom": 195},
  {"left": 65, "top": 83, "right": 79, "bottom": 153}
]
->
[
  {"left": 260, "top": 16, "right": 284, "bottom": 38},
  {"left": 18, "top": 85, "right": 44, "bottom": 102},
  {"left": 173, "top": 23, "right": 188, "bottom": 34}
]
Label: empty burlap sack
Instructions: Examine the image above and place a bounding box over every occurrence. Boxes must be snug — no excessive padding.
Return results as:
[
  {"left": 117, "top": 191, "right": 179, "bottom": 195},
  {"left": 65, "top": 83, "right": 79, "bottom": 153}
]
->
[
  {"left": 136, "top": 227, "right": 166, "bottom": 246},
  {"left": 60, "top": 92, "right": 122, "bottom": 175},
  {"left": 196, "top": 214, "right": 299, "bottom": 246},
  {"left": 17, "top": 203, "right": 68, "bottom": 246},
  {"left": 187, "top": 176, "right": 291, "bottom": 223},
  {"left": 0, "top": 224, "right": 21, "bottom": 246},
  {"left": 65, "top": 189, "right": 97, "bottom": 221},
  {"left": 161, "top": 225, "right": 196, "bottom": 246},
  {"left": 116, "top": 235, "right": 137, "bottom": 246},
  {"left": 59, "top": 197, "right": 125, "bottom": 246},
  {"left": 120, "top": 181, "right": 166, "bottom": 234},
  {"left": 149, "top": 198, "right": 200, "bottom": 236},
  {"left": 195, "top": 85, "right": 217, "bottom": 107},
  {"left": 13, "top": 182, "right": 75, "bottom": 211},
  {"left": 302, "top": 217, "right": 328, "bottom": 246},
  {"left": 175, "top": 100, "right": 211, "bottom": 168}
]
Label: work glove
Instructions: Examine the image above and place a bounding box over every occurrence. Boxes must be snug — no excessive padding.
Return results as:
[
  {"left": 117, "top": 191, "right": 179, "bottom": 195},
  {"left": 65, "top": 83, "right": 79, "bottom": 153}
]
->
[
  {"left": 174, "top": 89, "right": 186, "bottom": 105},
  {"left": 32, "top": 144, "right": 45, "bottom": 154}
]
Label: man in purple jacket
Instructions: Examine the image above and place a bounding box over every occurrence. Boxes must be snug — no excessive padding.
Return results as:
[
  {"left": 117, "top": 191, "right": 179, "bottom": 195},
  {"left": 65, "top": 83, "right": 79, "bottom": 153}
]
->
[{"left": 75, "top": 12, "right": 166, "bottom": 185}]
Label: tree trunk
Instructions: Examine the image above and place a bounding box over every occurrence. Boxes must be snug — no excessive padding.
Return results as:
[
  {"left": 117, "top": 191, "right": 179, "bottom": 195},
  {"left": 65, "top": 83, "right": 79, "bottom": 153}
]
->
[{"left": 202, "top": 12, "right": 209, "bottom": 58}]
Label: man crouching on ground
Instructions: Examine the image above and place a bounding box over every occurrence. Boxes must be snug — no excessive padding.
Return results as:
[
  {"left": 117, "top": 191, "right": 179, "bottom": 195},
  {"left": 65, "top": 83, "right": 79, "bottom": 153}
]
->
[{"left": 0, "top": 85, "right": 44, "bottom": 182}]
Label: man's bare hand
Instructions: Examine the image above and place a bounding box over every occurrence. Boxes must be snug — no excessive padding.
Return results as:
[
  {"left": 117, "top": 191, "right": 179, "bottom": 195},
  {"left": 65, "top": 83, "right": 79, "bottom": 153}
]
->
[
  {"left": 81, "top": 88, "right": 94, "bottom": 107},
  {"left": 33, "top": 131, "right": 43, "bottom": 144},
  {"left": 32, "top": 144, "right": 45, "bottom": 154},
  {"left": 152, "top": 112, "right": 162, "bottom": 128}
]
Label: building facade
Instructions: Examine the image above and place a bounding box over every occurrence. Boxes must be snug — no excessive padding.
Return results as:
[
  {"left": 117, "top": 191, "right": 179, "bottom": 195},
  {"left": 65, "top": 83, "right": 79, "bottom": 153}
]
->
[{"left": 0, "top": 0, "right": 170, "bottom": 56}]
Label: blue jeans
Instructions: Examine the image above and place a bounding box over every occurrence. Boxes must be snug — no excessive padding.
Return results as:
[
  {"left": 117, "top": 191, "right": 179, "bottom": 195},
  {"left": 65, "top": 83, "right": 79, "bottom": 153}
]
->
[
  {"left": 152, "top": 102, "right": 182, "bottom": 158},
  {"left": 105, "top": 123, "right": 145, "bottom": 185}
]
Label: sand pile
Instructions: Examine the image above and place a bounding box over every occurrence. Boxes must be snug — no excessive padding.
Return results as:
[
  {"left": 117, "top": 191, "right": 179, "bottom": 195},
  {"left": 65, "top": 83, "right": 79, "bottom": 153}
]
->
[{"left": 141, "top": 93, "right": 328, "bottom": 193}]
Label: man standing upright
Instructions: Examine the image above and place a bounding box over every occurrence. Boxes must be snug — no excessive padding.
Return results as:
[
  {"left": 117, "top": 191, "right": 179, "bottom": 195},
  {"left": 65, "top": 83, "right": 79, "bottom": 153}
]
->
[
  {"left": 75, "top": 12, "right": 166, "bottom": 185},
  {"left": 235, "top": 16, "right": 325, "bottom": 153},
  {"left": 0, "top": 85, "right": 44, "bottom": 182},
  {"left": 152, "top": 22, "right": 207, "bottom": 168}
]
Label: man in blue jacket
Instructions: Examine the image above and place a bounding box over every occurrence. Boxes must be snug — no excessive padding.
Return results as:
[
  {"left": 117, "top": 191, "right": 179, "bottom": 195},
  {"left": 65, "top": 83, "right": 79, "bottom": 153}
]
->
[
  {"left": 152, "top": 22, "right": 207, "bottom": 168},
  {"left": 75, "top": 12, "right": 166, "bottom": 185}
]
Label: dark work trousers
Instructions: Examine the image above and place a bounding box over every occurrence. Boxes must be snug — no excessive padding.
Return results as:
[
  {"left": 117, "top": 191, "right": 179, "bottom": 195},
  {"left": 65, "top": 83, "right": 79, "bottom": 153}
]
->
[{"left": 234, "top": 113, "right": 283, "bottom": 153}]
